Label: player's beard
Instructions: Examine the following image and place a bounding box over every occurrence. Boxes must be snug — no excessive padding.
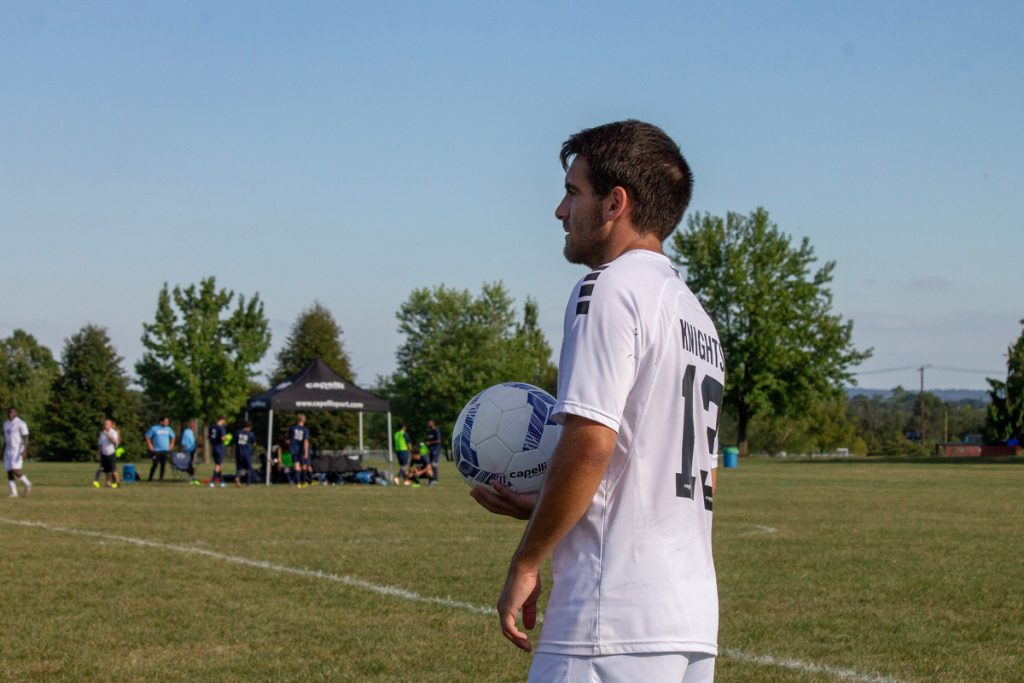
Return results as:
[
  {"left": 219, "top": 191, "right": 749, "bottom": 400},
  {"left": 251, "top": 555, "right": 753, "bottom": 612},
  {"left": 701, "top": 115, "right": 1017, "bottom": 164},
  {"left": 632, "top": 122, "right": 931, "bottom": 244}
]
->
[{"left": 563, "top": 203, "right": 607, "bottom": 268}]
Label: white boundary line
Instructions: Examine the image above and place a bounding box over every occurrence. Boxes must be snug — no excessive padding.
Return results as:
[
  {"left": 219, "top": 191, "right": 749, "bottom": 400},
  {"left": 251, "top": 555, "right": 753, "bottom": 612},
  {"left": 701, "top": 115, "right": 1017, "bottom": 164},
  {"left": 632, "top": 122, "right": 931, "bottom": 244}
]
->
[
  {"left": 0, "top": 517, "right": 490, "bottom": 615},
  {"left": 1, "top": 517, "right": 900, "bottom": 683}
]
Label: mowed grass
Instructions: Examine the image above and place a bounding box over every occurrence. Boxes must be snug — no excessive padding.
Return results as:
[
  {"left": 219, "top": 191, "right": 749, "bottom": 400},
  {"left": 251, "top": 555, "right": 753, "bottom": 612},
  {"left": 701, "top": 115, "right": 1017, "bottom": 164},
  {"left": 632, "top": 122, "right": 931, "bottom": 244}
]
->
[{"left": 0, "top": 458, "right": 1020, "bottom": 682}]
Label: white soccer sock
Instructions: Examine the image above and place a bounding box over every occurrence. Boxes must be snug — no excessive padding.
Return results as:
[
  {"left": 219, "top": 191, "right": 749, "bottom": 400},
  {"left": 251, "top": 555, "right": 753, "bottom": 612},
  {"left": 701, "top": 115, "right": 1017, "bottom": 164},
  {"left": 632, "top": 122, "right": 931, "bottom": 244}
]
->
[
  {"left": 19, "top": 475, "right": 31, "bottom": 487},
  {"left": 8, "top": 480, "right": 16, "bottom": 496}
]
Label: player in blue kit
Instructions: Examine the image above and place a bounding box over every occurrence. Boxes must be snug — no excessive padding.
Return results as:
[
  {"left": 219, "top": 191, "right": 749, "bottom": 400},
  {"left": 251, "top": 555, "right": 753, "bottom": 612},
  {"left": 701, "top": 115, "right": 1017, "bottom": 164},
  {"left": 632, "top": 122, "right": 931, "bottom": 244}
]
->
[
  {"left": 289, "top": 414, "right": 311, "bottom": 488},
  {"left": 208, "top": 416, "right": 227, "bottom": 488},
  {"left": 234, "top": 421, "right": 256, "bottom": 486}
]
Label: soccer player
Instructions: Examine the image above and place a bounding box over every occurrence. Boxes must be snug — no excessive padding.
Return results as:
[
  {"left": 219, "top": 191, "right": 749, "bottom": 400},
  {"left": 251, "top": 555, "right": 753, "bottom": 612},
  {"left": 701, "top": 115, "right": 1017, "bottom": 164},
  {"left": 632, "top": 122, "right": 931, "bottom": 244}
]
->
[
  {"left": 3, "top": 407, "right": 32, "bottom": 497},
  {"left": 402, "top": 443, "right": 433, "bottom": 487},
  {"left": 97, "top": 419, "right": 121, "bottom": 488},
  {"left": 208, "top": 416, "right": 228, "bottom": 488},
  {"left": 145, "top": 416, "right": 176, "bottom": 481},
  {"left": 472, "top": 121, "right": 725, "bottom": 682},
  {"left": 392, "top": 423, "right": 410, "bottom": 485},
  {"left": 289, "top": 414, "right": 311, "bottom": 488},
  {"left": 426, "top": 419, "right": 442, "bottom": 485},
  {"left": 179, "top": 421, "right": 200, "bottom": 486},
  {"left": 234, "top": 421, "right": 256, "bottom": 486}
]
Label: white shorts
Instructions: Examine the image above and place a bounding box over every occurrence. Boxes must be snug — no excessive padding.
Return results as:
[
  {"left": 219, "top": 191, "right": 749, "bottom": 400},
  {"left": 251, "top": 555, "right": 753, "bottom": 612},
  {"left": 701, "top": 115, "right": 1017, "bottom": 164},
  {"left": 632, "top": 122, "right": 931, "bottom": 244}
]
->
[
  {"left": 528, "top": 651, "right": 716, "bottom": 683},
  {"left": 4, "top": 451, "right": 24, "bottom": 472}
]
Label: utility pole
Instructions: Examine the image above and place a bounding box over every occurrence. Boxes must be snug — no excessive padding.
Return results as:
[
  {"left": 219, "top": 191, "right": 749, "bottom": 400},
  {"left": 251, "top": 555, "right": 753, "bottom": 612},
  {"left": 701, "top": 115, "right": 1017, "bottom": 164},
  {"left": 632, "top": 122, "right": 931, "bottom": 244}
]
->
[{"left": 918, "top": 365, "right": 932, "bottom": 448}]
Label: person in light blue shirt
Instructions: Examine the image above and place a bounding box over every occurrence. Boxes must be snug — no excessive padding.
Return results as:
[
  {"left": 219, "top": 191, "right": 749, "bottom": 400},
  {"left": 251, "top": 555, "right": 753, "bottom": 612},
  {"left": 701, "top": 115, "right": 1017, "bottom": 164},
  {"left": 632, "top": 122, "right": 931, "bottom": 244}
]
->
[
  {"left": 145, "top": 416, "right": 175, "bottom": 482},
  {"left": 179, "top": 421, "right": 200, "bottom": 486}
]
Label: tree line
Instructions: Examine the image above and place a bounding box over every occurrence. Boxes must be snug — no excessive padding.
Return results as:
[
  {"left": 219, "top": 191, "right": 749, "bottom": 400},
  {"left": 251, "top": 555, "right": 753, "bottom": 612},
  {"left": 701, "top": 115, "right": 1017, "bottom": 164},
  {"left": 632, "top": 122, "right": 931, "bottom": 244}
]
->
[{"left": 3, "top": 209, "right": 1020, "bottom": 461}]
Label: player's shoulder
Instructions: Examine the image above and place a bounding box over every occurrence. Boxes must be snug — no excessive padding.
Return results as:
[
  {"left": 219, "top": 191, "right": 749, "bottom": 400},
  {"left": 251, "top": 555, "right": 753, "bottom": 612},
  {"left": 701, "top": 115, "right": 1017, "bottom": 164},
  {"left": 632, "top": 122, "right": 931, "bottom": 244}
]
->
[{"left": 570, "top": 250, "right": 678, "bottom": 316}]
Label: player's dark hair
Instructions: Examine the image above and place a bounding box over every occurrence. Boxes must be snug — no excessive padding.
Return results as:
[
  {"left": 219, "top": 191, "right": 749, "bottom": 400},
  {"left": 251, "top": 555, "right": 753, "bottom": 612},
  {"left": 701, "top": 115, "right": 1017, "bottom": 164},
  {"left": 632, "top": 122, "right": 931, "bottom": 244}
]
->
[
  {"left": 560, "top": 120, "right": 694, "bottom": 241},
  {"left": 244, "top": 421, "right": 252, "bottom": 429}
]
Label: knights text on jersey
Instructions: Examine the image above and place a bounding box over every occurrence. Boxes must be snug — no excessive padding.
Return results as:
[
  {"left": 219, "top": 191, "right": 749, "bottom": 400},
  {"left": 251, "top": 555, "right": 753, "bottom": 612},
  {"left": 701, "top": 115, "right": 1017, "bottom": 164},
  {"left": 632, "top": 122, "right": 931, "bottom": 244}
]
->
[{"left": 544, "top": 249, "right": 726, "bottom": 656}]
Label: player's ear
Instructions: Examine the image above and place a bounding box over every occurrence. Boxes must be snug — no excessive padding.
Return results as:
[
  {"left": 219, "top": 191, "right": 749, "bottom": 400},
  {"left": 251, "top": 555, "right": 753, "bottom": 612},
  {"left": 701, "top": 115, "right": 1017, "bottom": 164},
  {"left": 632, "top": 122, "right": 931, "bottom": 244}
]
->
[{"left": 604, "top": 186, "right": 629, "bottom": 223}]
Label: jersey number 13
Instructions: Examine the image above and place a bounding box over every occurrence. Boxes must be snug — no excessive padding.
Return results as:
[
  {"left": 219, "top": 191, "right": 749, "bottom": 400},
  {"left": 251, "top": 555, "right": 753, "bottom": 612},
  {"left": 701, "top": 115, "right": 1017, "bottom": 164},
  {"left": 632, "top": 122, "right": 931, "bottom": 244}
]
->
[{"left": 676, "top": 363, "right": 723, "bottom": 510}]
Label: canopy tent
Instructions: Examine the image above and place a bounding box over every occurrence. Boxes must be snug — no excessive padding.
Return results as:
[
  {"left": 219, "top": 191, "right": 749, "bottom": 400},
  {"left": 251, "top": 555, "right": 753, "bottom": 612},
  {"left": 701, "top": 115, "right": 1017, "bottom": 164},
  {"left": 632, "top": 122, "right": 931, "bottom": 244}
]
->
[{"left": 246, "top": 358, "right": 392, "bottom": 485}]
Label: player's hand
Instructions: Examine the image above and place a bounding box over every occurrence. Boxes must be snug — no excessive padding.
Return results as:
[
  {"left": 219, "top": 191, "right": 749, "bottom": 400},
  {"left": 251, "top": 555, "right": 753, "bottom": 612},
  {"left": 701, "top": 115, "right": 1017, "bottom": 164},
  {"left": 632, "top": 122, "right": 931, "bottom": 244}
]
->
[
  {"left": 497, "top": 564, "right": 541, "bottom": 652},
  {"left": 469, "top": 480, "right": 537, "bottom": 520}
]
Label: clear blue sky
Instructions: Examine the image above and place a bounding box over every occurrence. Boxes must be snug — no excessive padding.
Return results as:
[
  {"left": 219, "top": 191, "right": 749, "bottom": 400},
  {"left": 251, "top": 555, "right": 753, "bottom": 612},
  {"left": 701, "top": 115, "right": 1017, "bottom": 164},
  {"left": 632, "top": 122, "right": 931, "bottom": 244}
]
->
[{"left": 2, "top": 1, "right": 1021, "bottom": 391}]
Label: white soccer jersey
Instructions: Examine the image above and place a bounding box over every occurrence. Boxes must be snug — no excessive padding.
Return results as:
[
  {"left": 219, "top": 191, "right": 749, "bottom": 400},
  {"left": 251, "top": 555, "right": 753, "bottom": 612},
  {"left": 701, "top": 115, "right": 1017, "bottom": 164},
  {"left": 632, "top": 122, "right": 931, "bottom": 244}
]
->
[
  {"left": 98, "top": 429, "right": 119, "bottom": 456},
  {"left": 542, "top": 249, "right": 726, "bottom": 657},
  {"left": 3, "top": 417, "right": 30, "bottom": 470}
]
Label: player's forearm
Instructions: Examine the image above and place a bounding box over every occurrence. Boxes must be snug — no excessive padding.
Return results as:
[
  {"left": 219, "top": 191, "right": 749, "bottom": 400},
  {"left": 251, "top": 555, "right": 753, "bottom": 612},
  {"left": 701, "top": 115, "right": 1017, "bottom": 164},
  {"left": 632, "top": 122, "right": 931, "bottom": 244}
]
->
[{"left": 511, "top": 418, "right": 615, "bottom": 570}]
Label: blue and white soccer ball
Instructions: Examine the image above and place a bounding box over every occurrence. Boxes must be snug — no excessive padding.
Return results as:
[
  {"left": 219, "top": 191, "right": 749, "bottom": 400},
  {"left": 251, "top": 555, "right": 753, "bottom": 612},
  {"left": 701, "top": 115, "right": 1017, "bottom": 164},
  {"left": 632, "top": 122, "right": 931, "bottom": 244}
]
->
[{"left": 452, "top": 382, "right": 562, "bottom": 494}]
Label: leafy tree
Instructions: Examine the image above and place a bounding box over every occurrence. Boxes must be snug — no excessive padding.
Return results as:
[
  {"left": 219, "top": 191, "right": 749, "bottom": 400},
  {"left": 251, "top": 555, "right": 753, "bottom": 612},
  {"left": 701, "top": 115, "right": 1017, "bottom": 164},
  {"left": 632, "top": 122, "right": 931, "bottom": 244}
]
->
[
  {"left": 42, "top": 325, "right": 143, "bottom": 461},
  {"left": 985, "top": 319, "right": 1024, "bottom": 444},
  {"left": 385, "top": 283, "right": 557, "bottom": 444},
  {"left": 272, "top": 302, "right": 358, "bottom": 449},
  {"left": 748, "top": 389, "right": 863, "bottom": 454},
  {"left": 135, "top": 277, "right": 270, "bottom": 458},
  {"left": 0, "top": 330, "right": 59, "bottom": 456},
  {"left": 670, "top": 208, "right": 872, "bottom": 455}
]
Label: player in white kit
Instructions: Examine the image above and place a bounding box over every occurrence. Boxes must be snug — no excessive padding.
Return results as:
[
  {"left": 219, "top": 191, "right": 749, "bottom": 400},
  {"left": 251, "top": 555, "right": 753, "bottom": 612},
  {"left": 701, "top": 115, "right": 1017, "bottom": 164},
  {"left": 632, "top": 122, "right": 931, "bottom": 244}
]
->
[
  {"left": 472, "top": 121, "right": 725, "bottom": 682},
  {"left": 4, "top": 407, "right": 33, "bottom": 497}
]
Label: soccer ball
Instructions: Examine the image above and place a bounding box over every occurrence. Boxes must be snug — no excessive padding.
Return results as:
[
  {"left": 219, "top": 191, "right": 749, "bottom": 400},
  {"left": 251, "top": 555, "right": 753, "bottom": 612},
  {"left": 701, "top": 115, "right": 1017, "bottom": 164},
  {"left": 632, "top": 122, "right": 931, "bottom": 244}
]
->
[{"left": 452, "top": 382, "right": 562, "bottom": 493}]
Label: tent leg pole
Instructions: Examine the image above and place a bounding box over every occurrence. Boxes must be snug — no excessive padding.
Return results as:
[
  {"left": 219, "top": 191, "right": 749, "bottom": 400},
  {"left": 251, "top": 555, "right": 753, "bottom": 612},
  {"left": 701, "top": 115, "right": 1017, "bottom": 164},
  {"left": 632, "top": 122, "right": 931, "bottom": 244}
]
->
[
  {"left": 266, "top": 409, "right": 274, "bottom": 486},
  {"left": 387, "top": 412, "right": 393, "bottom": 483}
]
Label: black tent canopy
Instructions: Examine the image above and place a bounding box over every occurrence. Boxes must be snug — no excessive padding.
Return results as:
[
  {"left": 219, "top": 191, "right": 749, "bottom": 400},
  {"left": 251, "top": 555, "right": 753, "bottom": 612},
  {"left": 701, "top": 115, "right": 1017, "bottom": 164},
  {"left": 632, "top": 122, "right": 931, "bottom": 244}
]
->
[{"left": 246, "top": 358, "right": 392, "bottom": 484}]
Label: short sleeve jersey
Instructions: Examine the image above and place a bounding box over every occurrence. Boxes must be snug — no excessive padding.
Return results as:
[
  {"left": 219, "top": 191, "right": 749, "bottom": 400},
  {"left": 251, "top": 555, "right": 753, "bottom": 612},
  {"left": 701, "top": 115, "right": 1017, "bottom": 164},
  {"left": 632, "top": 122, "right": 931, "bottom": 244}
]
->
[
  {"left": 208, "top": 424, "right": 226, "bottom": 450},
  {"left": 3, "top": 418, "right": 29, "bottom": 456},
  {"left": 541, "top": 250, "right": 726, "bottom": 657},
  {"left": 289, "top": 425, "right": 309, "bottom": 456},
  {"left": 146, "top": 424, "right": 175, "bottom": 451},
  {"left": 180, "top": 428, "right": 196, "bottom": 453},
  {"left": 235, "top": 430, "right": 255, "bottom": 458},
  {"left": 98, "top": 428, "right": 119, "bottom": 456}
]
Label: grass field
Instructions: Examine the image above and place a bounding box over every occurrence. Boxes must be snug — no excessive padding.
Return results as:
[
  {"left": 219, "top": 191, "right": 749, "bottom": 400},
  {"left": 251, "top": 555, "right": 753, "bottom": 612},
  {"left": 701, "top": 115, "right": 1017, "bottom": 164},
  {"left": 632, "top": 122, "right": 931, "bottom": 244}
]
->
[{"left": 1, "top": 458, "right": 1020, "bottom": 682}]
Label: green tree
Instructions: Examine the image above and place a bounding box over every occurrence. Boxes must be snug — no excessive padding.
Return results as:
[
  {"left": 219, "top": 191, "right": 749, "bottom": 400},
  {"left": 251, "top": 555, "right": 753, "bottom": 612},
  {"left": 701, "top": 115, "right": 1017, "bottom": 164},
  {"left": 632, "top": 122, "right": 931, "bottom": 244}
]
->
[
  {"left": 135, "top": 277, "right": 271, "bottom": 457},
  {"left": 0, "top": 330, "right": 59, "bottom": 456},
  {"left": 272, "top": 302, "right": 358, "bottom": 449},
  {"left": 42, "top": 325, "right": 143, "bottom": 462},
  {"left": 385, "top": 283, "right": 557, "bottom": 443},
  {"left": 985, "top": 319, "right": 1024, "bottom": 444},
  {"left": 670, "top": 208, "right": 872, "bottom": 455},
  {"left": 748, "top": 389, "right": 862, "bottom": 454}
]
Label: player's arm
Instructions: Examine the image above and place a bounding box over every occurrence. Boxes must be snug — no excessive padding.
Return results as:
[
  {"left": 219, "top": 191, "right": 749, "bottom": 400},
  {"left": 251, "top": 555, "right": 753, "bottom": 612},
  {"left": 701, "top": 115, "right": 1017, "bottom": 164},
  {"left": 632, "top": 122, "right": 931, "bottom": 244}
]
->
[
  {"left": 498, "top": 414, "right": 616, "bottom": 651},
  {"left": 21, "top": 432, "right": 28, "bottom": 456},
  {"left": 145, "top": 432, "right": 154, "bottom": 451}
]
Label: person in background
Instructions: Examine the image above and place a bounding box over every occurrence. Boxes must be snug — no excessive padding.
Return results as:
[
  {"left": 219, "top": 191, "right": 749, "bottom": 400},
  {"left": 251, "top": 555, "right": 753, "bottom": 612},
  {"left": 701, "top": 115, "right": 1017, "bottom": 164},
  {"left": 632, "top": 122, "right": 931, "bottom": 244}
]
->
[
  {"left": 289, "top": 414, "right": 311, "bottom": 488},
  {"left": 96, "top": 419, "right": 120, "bottom": 489},
  {"left": 234, "top": 421, "right": 256, "bottom": 486},
  {"left": 3, "top": 407, "right": 32, "bottom": 498},
  {"left": 180, "top": 421, "right": 200, "bottom": 486},
  {"left": 145, "top": 416, "right": 175, "bottom": 482},
  {"left": 426, "top": 419, "right": 442, "bottom": 486},
  {"left": 392, "top": 423, "right": 411, "bottom": 485},
  {"left": 208, "top": 416, "right": 227, "bottom": 488},
  {"left": 403, "top": 443, "right": 434, "bottom": 488}
]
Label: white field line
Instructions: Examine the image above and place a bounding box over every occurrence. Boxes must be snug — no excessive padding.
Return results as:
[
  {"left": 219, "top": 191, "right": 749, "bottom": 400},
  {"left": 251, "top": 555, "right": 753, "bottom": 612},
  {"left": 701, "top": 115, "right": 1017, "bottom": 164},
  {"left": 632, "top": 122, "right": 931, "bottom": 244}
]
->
[
  {"left": 1, "top": 517, "right": 900, "bottom": 683},
  {"left": 739, "top": 524, "right": 778, "bottom": 536},
  {"left": 722, "top": 649, "right": 901, "bottom": 683},
  {"left": 0, "top": 517, "right": 490, "bottom": 615}
]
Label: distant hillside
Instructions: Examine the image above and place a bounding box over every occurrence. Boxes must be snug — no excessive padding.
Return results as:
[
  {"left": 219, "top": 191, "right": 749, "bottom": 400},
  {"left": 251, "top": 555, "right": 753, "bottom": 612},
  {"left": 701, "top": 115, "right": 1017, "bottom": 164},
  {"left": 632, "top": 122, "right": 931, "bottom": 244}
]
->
[{"left": 845, "top": 387, "right": 989, "bottom": 404}]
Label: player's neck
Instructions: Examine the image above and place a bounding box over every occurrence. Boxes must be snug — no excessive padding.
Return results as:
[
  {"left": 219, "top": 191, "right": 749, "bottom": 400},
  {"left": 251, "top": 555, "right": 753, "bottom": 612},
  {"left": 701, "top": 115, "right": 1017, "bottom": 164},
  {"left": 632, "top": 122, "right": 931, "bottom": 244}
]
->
[{"left": 589, "top": 225, "right": 663, "bottom": 268}]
